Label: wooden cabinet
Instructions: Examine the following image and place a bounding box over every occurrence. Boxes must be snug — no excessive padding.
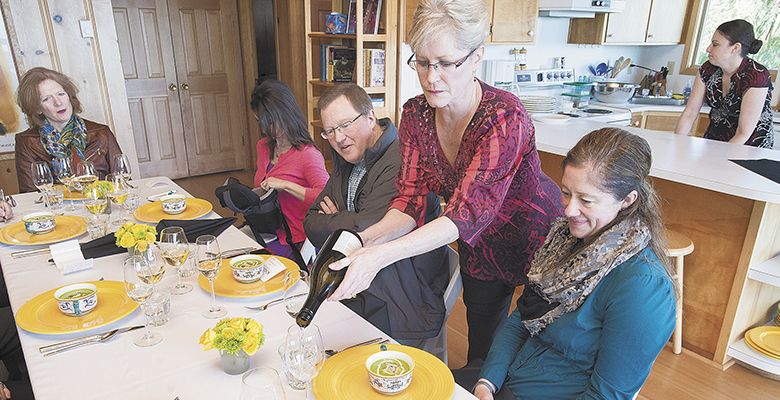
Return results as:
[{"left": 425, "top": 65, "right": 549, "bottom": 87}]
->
[
  {"left": 304, "top": 0, "right": 398, "bottom": 165},
  {"left": 0, "top": 157, "right": 19, "bottom": 195},
  {"left": 403, "top": 0, "right": 538, "bottom": 44},
  {"left": 630, "top": 111, "right": 708, "bottom": 137},
  {"left": 569, "top": 0, "right": 689, "bottom": 45},
  {"left": 489, "top": 0, "right": 538, "bottom": 43}
]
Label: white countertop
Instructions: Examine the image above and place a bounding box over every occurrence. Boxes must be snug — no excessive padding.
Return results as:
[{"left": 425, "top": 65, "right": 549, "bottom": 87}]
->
[{"left": 534, "top": 118, "right": 780, "bottom": 204}]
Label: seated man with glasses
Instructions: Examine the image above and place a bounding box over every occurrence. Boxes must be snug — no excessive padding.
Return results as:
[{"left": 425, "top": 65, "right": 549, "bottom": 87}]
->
[{"left": 304, "top": 83, "right": 450, "bottom": 360}]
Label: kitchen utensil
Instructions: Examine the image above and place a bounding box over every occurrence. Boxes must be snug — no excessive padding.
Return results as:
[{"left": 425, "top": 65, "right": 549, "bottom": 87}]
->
[
  {"left": 592, "top": 82, "right": 639, "bottom": 104},
  {"left": 588, "top": 65, "right": 597, "bottom": 75},
  {"left": 11, "top": 247, "right": 51, "bottom": 258},
  {"left": 40, "top": 325, "right": 144, "bottom": 356},
  {"left": 219, "top": 247, "right": 262, "bottom": 259},
  {"left": 244, "top": 292, "right": 306, "bottom": 311},
  {"left": 596, "top": 62, "right": 608, "bottom": 76},
  {"left": 324, "top": 337, "right": 387, "bottom": 358}
]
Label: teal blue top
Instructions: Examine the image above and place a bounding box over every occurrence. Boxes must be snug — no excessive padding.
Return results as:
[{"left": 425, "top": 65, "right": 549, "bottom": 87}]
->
[{"left": 480, "top": 247, "right": 676, "bottom": 399}]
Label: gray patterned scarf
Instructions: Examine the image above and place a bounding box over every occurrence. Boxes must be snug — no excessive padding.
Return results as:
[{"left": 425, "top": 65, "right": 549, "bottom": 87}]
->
[{"left": 521, "top": 216, "right": 650, "bottom": 336}]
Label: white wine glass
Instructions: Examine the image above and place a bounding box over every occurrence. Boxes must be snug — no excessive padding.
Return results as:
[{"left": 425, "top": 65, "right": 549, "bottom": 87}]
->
[
  {"left": 123, "top": 255, "right": 163, "bottom": 347},
  {"left": 240, "top": 367, "right": 287, "bottom": 400},
  {"left": 282, "top": 324, "right": 324, "bottom": 400},
  {"left": 196, "top": 235, "right": 226, "bottom": 319},
  {"left": 83, "top": 186, "right": 108, "bottom": 224},
  {"left": 135, "top": 246, "right": 165, "bottom": 293},
  {"left": 73, "top": 160, "right": 97, "bottom": 192},
  {"left": 106, "top": 173, "right": 129, "bottom": 225},
  {"left": 31, "top": 161, "right": 54, "bottom": 206},
  {"left": 159, "top": 226, "right": 192, "bottom": 295},
  {"left": 51, "top": 157, "right": 76, "bottom": 211},
  {"left": 112, "top": 153, "right": 132, "bottom": 181},
  {"left": 283, "top": 270, "right": 308, "bottom": 319}
]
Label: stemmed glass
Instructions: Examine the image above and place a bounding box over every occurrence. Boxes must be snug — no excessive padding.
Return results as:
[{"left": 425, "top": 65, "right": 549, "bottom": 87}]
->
[
  {"left": 112, "top": 154, "right": 133, "bottom": 185},
  {"left": 31, "top": 161, "right": 54, "bottom": 206},
  {"left": 83, "top": 186, "right": 108, "bottom": 224},
  {"left": 196, "top": 235, "right": 226, "bottom": 318},
  {"left": 283, "top": 270, "right": 309, "bottom": 319},
  {"left": 73, "top": 160, "right": 97, "bottom": 192},
  {"left": 123, "top": 255, "right": 163, "bottom": 347},
  {"left": 51, "top": 157, "right": 76, "bottom": 211},
  {"left": 159, "top": 227, "right": 192, "bottom": 295},
  {"left": 282, "top": 324, "right": 324, "bottom": 399},
  {"left": 240, "top": 367, "right": 287, "bottom": 400},
  {"left": 106, "top": 174, "right": 129, "bottom": 225}
]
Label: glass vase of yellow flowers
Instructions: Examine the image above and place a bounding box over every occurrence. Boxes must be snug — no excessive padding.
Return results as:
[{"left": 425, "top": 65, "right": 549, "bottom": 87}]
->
[
  {"left": 200, "top": 317, "right": 265, "bottom": 375},
  {"left": 115, "top": 222, "right": 158, "bottom": 263}
]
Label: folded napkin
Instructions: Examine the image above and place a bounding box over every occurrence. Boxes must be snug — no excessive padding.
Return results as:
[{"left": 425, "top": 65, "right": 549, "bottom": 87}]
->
[
  {"left": 730, "top": 159, "right": 780, "bottom": 185},
  {"left": 50, "top": 239, "right": 93, "bottom": 274},
  {"left": 80, "top": 217, "right": 237, "bottom": 259}
]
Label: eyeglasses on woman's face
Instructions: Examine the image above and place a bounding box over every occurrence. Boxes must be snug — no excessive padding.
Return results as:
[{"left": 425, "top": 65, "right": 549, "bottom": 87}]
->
[
  {"left": 407, "top": 47, "right": 478, "bottom": 75},
  {"left": 320, "top": 113, "right": 363, "bottom": 139}
]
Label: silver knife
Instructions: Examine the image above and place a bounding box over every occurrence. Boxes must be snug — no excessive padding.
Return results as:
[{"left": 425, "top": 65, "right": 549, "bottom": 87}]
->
[
  {"left": 39, "top": 325, "right": 144, "bottom": 355},
  {"left": 220, "top": 247, "right": 261, "bottom": 259},
  {"left": 11, "top": 248, "right": 50, "bottom": 259}
]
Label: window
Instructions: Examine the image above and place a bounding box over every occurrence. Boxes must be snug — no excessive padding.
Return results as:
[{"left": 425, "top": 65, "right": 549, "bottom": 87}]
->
[{"left": 682, "top": 0, "right": 780, "bottom": 76}]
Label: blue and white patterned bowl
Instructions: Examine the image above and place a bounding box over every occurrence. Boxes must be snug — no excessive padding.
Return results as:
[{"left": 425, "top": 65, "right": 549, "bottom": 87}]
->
[
  {"left": 229, "top": 254, "right": 267, "bottom": 284},
  {"left": 160, "top": 194, "right": 187, "bottom": 215},
  {"left": 366, "top": 350, "right": 415, "bottom": 395},
  {"left": 22, "top": 211, "right": 56, "bottom": 234},
  {"left": 54, "top": 283, "right": 98, "bottom": 317}
]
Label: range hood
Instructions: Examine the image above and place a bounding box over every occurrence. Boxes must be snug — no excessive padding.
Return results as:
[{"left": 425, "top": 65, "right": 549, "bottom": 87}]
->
[{"left": 539, "top": 0, "right": 626, "bottom": 18}]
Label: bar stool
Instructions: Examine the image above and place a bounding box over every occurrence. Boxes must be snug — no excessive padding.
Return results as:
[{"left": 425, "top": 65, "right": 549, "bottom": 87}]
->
[{"left": 665, "top": 230, "right": 694, "bottom": 355}]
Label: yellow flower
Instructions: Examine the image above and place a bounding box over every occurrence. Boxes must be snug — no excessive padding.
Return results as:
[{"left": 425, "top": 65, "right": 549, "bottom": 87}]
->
[
  {"left": 242, "top": 336, "right": 260, "bottom": 355},
  {"left": 199, "top": 328, "right": 216, "bottom": 350},
  {"left": 200, "top": 317, "right": 264, "bottom": 355},
  {"left": 246, "top": 320, "right": 262, "bottom": 336},
  {"left": 135, "top": 240, "right": 148, "bottom": 252},
  {"left": 119, "top": 232, "right": 136, "bottom": 248},
  {"left": 228, "top": 318, "right": 245, "bottom": 331},
  {"left": 221, "top": 327, "right": 237, "bottom": 340}
]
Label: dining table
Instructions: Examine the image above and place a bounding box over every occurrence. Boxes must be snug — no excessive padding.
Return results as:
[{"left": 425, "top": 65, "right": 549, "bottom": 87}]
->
[{"left": 0, "top": 177, "right": 476, "bottom": 399}]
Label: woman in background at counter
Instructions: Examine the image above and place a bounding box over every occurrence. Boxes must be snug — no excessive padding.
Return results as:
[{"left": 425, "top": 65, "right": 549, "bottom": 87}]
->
[
  {"left": 675, "top": 19, "right": 774, "bottom": 148},
  {"left": 327, "top": 0, "right": 562, "bottom": 363},
  {"left": 15, "top": 67, "right": 123, "bottom": 192}
]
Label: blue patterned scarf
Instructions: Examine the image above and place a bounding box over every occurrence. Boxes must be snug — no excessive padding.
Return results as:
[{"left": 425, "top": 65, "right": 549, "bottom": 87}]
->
[{"left": 38, "top": 115, "right": 88, "bottom": 159}]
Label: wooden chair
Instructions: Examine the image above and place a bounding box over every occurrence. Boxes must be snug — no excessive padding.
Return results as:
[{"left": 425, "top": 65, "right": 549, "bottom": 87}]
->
[{"left": 665, "top": 230, "right": 694, "bottom": 355}]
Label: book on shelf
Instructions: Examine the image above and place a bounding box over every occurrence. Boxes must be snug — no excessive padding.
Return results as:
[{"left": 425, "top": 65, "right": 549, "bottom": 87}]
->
[
  {"left": 363, "top": 49, "right": 385, "bottom": 87},
  {"left": 331, "top": 48, "right": 356, "bottom": 82},
  {"left": 320, "top": 44, "right": 349, "bottom": 81},
  {"left": 325, "top": 12, "right": 348, "bottom": 34},
  {"left": 346, "top": 1, "right": 357, "bottom": 34},
  {"left": 370, "top": 97, "right": 385, "bottom": 108},
  {"left": 346, "top": 0, "right": 382, "bottom": 34}
]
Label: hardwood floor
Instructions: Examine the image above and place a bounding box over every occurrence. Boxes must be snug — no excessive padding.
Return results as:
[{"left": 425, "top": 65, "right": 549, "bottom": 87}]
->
[{"left": 176, "top": 171, "right": 780, "bottom": 398}]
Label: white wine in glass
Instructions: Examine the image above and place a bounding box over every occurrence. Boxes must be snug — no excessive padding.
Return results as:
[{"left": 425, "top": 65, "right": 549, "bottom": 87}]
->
[
  {"left": 197, "top": 235, "right": 226, "bottom": 319},
  {"left": 73, "top": 161, "right": 97, "bottom": 191},
  {"left": 84, "top": 187, "right": 108, "bottom": 223},
  {"left": 123, "top": 256, "right": 163, "bottom": 347},
  {"left": 159, "top": 226, "right": 192, "bottom": 295}
]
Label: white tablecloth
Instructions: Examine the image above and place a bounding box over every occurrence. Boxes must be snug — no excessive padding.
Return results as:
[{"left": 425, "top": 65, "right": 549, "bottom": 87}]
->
[{"left": 0, "top": 177, "right": 475, "bottom": 400}]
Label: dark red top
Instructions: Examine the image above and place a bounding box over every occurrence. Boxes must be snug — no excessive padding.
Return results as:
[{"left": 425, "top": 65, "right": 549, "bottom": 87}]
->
[
  {"left": 699, "top": 58, "right": 775, "bottom": 148},
  {"left": 390, "top": 81, "right": 563, "bottom": 285}
]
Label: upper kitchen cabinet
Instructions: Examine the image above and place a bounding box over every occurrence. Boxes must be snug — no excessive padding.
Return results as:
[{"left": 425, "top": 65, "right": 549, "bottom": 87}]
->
[
  {"left": 403, "top": 0, "right": 539, "bottom": 44},
  {"left": 489, "top": 0, "right": 539, "bottom": 43},
  {"left": 568, "top": 0, "right": 689, "bottom": 45}
]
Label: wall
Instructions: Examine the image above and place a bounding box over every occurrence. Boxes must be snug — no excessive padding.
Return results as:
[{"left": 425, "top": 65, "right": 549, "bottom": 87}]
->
[
  {"left": 1, "top": 0, "right": 139, "bottom": 178},
  {"left": 399, "top": 17, "right": 648, "bottom": 109}
]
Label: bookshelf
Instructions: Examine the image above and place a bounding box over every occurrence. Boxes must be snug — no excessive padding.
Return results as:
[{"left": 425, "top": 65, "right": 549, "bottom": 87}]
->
[{"left": 303, "top": 0, "right": 398, "bottom": 167}]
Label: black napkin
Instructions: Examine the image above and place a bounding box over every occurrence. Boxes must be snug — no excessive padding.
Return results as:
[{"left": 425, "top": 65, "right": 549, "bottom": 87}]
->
[
  {"left": 79, "top": 217, "right": 237, "bottom": 259},
  {"left": 730, "top": 159, "right": 780, "bottom": 185}
]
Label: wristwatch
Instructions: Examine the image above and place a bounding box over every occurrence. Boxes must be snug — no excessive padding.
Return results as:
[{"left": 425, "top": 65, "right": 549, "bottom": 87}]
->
[{"left": 474, "top": 378, "right": 497, "bottom": 394}]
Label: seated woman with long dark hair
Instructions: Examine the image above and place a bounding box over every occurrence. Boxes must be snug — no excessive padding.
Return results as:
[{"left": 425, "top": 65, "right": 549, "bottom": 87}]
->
[
  {"left": 460, "top": 128, "right": 677, "bottom": 400},
  {"left": 249, "top": 80, "right": 329, "bottom": 259}
]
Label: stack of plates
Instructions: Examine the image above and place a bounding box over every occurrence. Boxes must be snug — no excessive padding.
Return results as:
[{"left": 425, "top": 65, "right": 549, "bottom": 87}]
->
[
  {"left": 518, "top": 95, "right": 558, "bottom": 114},
  {"left": 745, "top": 326, "right": 780, "bottom": 360}
]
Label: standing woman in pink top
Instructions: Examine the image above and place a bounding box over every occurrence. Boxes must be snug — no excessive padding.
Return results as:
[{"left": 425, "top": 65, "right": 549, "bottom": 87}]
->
[{"left": 250, "top": 80, "right": 329, "bottom": 259}]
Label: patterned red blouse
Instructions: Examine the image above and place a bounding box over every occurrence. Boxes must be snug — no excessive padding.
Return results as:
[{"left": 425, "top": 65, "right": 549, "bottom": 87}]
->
[
  {"left": 699, "top": 58, "right": 775, "bottom": 148},
  {"left": 390, "top": 81, "right": 563, "bottom": 285}
]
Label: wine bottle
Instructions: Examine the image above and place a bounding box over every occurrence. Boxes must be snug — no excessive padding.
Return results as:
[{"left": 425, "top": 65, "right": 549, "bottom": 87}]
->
[{"left": 296, "top": 229, "right": 362, "bottom": 327}]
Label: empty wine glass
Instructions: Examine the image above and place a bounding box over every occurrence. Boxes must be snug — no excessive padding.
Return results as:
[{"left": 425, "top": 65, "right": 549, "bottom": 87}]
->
[
  {"left": 73, "top": 160, "right": 97, "bottom": 192},
  {"left": 106, "top": 173, "right": 129, "bottom": 225},
  {"left": 283, "top": 270, "right": 308, "bottom": 319},
  {"left": 31, "top": 161, "right": 54, "bottom": 206},
  {"left": 196, "top": 235, "right": 226, "bottom": 319},
  {"left": 282, "top": 324, "right": 324, "bottom": 400},
  {"left": 112, "top": 153, "right": 134, "bottom": 188},
  {"left": 240, "top": 367, "right": 287, "bottom": 400},
  {"left": 123, "top": 255, "right": 163, "bottom": 347},
  {"left": 51, "top": 157, "right": 76, "bottom": 211},
  {"left": 159, "top": 226, "right": 192, "bottom": 295}
]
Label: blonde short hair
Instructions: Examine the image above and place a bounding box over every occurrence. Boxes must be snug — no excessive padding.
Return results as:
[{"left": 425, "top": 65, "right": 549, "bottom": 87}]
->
[{"left": 408, "top": 0, "right": 490, "bottom": 52}]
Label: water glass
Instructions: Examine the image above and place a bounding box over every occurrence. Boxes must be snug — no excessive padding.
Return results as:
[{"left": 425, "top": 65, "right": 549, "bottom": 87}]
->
[
  {"left": 282, "top": 324, "right": 324, "bottom": 400},
  {"left": 123, "top": 190, "right": 141, "bottom": 215},
  {"left": 277, "top": 344, "right": 307, "bottom": 390},
  {"left": 86, "top": 215, "right": 108, "bottom": 239},
  {"left": 240, "top": 367, "right": 287, "bottom": 400},
  {"left": 283, "top": 270, "right": 308, "bottom": 319},
  {"left": 143, "top": 291, "right": 171, "bottom": 326},
  {"left": 46, "top": 188, "right": 65, "bottom": 215}
]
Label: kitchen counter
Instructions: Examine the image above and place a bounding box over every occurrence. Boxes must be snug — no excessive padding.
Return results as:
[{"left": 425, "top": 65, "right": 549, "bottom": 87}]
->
[{"left": 533, "top": 118, "right": 780, "bottom": 368}]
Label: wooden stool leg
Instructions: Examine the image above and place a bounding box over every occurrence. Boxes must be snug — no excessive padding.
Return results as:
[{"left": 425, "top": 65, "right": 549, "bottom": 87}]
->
[{"left": 673, "top": 255, "right": 684, "bottom": 354}]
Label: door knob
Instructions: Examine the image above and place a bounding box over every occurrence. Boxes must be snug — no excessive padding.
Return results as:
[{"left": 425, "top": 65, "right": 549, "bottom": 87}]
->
[
  {"left": 168, "top": 83, "right": 178, "bottom": 92},
  {"left": 527, "top": 30, "right": 535, "bottom": 37},
  {"left": 647, "top": 33, "right": 654, "bottom": 38},
  {"left": 607, "top": 33, "right": 614, "bottom": 38},
  {"left": 180, "top": 83, "right": 189, "bottom": 91}
]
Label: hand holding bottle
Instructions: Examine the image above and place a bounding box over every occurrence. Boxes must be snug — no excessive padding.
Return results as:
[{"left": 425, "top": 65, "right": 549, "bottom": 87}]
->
[{"left": 327, "top": 246, "right": 388, "bottom": 302}]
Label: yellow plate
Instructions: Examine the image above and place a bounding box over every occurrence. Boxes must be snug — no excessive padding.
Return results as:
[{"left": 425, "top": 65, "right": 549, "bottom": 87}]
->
[
  {"left": 56, "top": 185, "right": 86, "bottom": 201},
  {"left": 15, "top": 280, "right": 140, "bottom": 335},
  {"left": 0, "top": 216, "right": 87, "bottom": 246},
  {"left": 133, "top": 198, "right": 213, "bottom": 223},
  {"left": 313, "top": 344, "right": 454, "bottom": 400},
  {"left": 746, "top": 326, "right": 780, "bottom": 357},
  {"left": 197, "top": 255, "right": 300, "bottom": 298},
  {"left": 745, "top": 333, "right": 780, "bottom": 360}
]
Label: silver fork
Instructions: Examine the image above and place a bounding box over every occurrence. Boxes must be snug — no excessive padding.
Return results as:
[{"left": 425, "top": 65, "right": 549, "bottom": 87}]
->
[
  {"left": 325, "top": 338, "right": 388, "bottom": 358},
  {"left": 244, "top": 293, "right": 306, "bottom": 311}
]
